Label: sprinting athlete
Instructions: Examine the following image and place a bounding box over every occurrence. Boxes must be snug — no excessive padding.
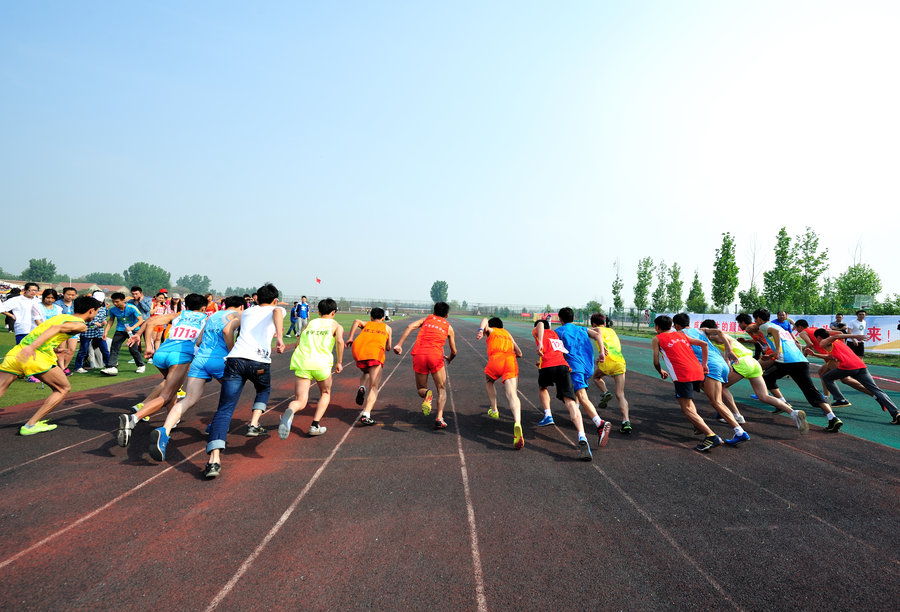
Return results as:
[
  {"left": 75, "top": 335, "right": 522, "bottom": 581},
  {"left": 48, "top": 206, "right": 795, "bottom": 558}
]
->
[
  {"left": 793, "top": 319, "right": 872, "bottom": 404},
  {"left": 393, "top": 301, "right": 457, "bottom": 430},
  {"left": 590, "top": 313, "right": 632, "bottom": 434},
  {"left": 279, "top": 298, "right": 345, "bottom": 438},
  {"left": 533, "top": 319, "right": 594, "bottom": 460},
  {"left": 150, "top": 293, "right": 173, "bottom": 351},
  {"left": 146, "top": 296, "right": 244, "bottom": 462},
  {"left": 652, "top": 315, "right": 723, "bottom": 452},
  {"left": 698, "top": 319, "right": 808, "bottom": 433},
  {"left": 476, "top": 317, "right": 525, "bottom": 450},
  {"left": 0, "top": 295, "right": 101, "bottom": 435},
  {"left": 117, "top": 293, "right": 208, "bottom": 447},
  {"left": 345, "top": 307, "right": 393, "bottom": 426}
]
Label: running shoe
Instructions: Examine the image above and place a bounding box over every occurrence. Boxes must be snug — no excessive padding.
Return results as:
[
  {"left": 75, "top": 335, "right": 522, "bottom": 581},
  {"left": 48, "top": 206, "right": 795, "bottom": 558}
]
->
[
  {"left": 597, "top": 420, "right": 612, "bottom": 448},
  {"left": 203, "top": 462, "right": 221, "bottom": 479},
  {"left": 246, "top": 424, "right": 267, "bottom": 437},
  {"left": 19, "top": 420, "right": 57, "bottom": 436},
  {"left": 578, "top": 437, "right": 592, "bottom": 461},
  {"left": 148, "top": 427, "right": 169, "bottom": 461},
  {"left": 118, "top": 413, "right": 137, "bottom": 447},
  {"left": 792, "top": 409, "right": 809, "bottom": 434},
  {"left": 26, "top": 376, "right": 40, "bottom": 383},
  {"left": 513, "top": 422, "right": 524, "bottom": 449},
  {"left": 176, "top": 387, "right": 186, "bottom": 399},
  {"left": 100, "top": 367, "right": 118, "bottom": 376},
  {"left": 135, "top": 366, "right": 146, "bottom": 374},
  {"left": 831, "top": 399, "right": 851, "bottom": 408},
  {"left": 619, "top": 420, "right": 633, "bottom": 434},
  {"left": 750, "top": 394, "right": 759, "bottom": 400},
  {"left": 825, "top": 417, "right": 843, "bottom": 433},
  {"left": 891, "top": 412, "right": 900, "bottom": 425},
  {"left": 132, "top": 403, "right": 149, "bottom": 422},
  {"left": 434, "top": 418, "right": 448, "bottom": 430},
  {"left": 64, "top": 368, "right": 71, "bottom": 376},
  {"left": 537, "top": 414, "right": 554, "bottom": 427},
  {"left": 724, "top": 431, "right": 750, "bottom": 445},
  {"left": 308, "top": 424, "right": 327, "bottom": 436},
  {"left": 355, "top": 386, "right": 366, "bottom": 406},
  {"left": 358, "top": 415, "right": 376, "bottom": 426},
  {"left": 735, "top": 414, "right": 746, "bottom": 424},
  {"left": 74, "top": 368, "right": 88, "bottom": 374},
  {"left": 597, "top": 391, "right": 613, "bottom": 409},
  {"left": 278, "top": 408, "right": 295, "bottom": 439},
  {"left": 695, "top": 435, "right": 724, "bottom": 452},
  {"left": 487, "top": 407, "right": 500, "bottom": 420},
  {"left": 421, "top": 390, "right": 433, "bottom": 416}
]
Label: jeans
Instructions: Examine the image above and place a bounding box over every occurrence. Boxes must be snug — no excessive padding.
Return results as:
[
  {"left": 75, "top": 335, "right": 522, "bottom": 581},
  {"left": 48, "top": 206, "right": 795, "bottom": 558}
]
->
[
  {"left": 206, "top": 358, "right": 272, "bottom": 453},
  {"left": 73, "top": 336, "right": 110, "bottom": 370},
  {"left": 823, "top": 367, "right": 898, "bottom": 416},
  {"left": 287, "top": 318, "right": 299, "bottom": 335},
  {"left": 107, "top": 331, "right": 144, "bottom": 368}
]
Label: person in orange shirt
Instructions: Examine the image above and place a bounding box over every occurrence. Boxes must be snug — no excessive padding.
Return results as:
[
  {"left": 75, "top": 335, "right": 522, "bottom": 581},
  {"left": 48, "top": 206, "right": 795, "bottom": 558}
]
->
[
  {"left": 476, "top": 317, "right": 525, "bottom": 449},
  {"left": 346, "top": 307, "right": 393, "bottom": 426},
  {"left": 393, "top": 301, "right": 457, "bottom": 429}
]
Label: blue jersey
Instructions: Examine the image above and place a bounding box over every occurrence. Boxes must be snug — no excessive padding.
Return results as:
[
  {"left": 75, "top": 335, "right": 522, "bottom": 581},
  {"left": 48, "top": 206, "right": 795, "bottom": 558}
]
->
[
  {"left": 154, "top": 311, "right": 207, "bottom": 358},
  {"left": 760, "top": 322, "right": 807, "bottom": 364},
  {"left": 554, "top": 323, "right": 595, "bottom": 376},
  {"left": 683, "top": 328, "right": 730, "bottom": 382},
  {"left": 108, "top": 304, "right": 142, "bottom": 331},
  {"left": 299, "top": 302, "right": 310, "bottom": 319},
  {"left": 195, "top": 309, "right": 235, "bottom": 360}
]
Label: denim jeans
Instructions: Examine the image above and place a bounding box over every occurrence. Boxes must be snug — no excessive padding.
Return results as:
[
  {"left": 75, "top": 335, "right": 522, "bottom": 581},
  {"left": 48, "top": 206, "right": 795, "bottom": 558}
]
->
[
  {"left": 206, "top": 358, "right": 272, "bottom": 453},
  {"left": 287, "top": 318, "right": 299, "bottom": 335},
  {"left": 823, "top": 367, "right": 898, "bottom": 416},
  {"left": 107, "top": 331, "right": 144, "bottom": 368},
  {"left": 73, "top": 335, "right": 110, "bottom": 370}
]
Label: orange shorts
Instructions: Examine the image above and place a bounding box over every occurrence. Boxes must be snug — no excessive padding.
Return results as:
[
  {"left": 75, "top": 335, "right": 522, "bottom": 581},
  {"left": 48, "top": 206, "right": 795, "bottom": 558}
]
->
[
  {"left": 356, "top": 359, "right": 383, "bottom": 370},
  {"left": 485, "top": 354, "right": 518, "bottom": 382},
  {"left": 412, "top": 352, "right": 445, "bottom": 375}
]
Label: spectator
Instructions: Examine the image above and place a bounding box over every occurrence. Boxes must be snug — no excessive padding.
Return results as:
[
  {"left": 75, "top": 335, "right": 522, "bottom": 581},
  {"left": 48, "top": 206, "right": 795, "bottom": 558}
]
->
[
  {"left": 0, "top": 282, "right": 41, "bottom": 343},
  {"left": 73, "top": 291, "right": 110, "bottom": 373},
  {"left": 33, "top": 288, "right": 62, "bottom": 325},
  {"left": 846, "top": 310, "right": 867, "bottom": 357}
]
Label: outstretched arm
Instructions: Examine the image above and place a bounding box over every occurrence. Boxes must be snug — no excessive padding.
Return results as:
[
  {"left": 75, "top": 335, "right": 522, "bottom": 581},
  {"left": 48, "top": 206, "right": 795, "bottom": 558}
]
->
[
  {"left": 393, "top": 317, "right": 426, "bottom": 354},
  {"left": 17, "top": 321, "right": 86, "bottom": 363},
  {"left": 476, "top": 317, "right": 491, "bottom": 340}
]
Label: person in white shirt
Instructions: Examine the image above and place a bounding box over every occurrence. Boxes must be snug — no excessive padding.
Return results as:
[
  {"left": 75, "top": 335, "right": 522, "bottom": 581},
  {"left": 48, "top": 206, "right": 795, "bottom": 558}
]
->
[
  {"left": 845, "top": 310, "right": 867, "bottom": 357},
  {"left": 0, "top": 282, "right": 41, "bottom": 343}
]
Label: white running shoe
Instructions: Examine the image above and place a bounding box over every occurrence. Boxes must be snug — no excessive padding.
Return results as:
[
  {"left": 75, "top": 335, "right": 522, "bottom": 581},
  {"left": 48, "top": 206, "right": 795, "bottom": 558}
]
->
[
  {"left": 308, "top": 424, "right": 327, "bottom": 436},
  {"left": 100, "top": 367, "right": 118, "bottom": 376},
  {"left": 135, "top": 366, "right": 146, "bottom": 374}
]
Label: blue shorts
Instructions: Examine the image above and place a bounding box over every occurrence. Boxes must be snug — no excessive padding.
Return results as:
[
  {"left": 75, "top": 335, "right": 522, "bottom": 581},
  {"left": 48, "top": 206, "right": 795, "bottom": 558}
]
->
[
  {"left": 707, "top": 360, "right": 730, "bottom": 384},
  {"left": 153, "top": 350, "right": 193, "bottom": 370},
  {"left": 570, "top": 371, "right": 591, "bottom": 391},
  {"left": 188, "top": 355, "right": 226, "bottom": 380}
]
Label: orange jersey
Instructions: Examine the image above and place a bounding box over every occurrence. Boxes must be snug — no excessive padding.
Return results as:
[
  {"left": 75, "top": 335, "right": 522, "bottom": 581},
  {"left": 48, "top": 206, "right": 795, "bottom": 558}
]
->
[
  {"left": 352, "top": 321, "right": 389, "bottom": 364},
  {"left": 485, "top": 328, "right": 518, "bottom": 381},
  {"left": 486, "top": 328, "right": 515, "bottom": 358},
  {"left": 411, "top": 315, "right": 450, "bottom": 355}
]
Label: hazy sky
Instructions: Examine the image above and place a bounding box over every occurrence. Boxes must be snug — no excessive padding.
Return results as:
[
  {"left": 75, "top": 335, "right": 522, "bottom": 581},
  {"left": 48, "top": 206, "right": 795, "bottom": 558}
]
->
[{"left": 2, "top": 1, "right": 898, "bottom": 307}]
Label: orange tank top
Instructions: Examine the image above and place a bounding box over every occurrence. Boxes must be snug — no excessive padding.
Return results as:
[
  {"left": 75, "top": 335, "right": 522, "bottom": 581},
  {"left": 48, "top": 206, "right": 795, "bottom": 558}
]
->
[
  {"left": 411, "top": 315, "right": 449, "bottom": 355},
  {"left": 486, "top": 328, "right": 514, "bottom": 358},
  {"left": 352, "top": 321, "right": 388, "bottom": 363}
]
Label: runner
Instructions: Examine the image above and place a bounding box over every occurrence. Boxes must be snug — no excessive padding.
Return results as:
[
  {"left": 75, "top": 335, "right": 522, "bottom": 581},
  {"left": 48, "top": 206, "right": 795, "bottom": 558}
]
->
[
  {"left": 204, "top": 284, "right": 286, "bottom": 479},
  {"left": 146, "top": 296, "right": 244, "bottom": 462},
  {"left": 589, "top": 313, "right": 632, "bottom": 434},
  {"left": 794, "top": 319, "right": 872, "bottom": 403},
  {"left": 698, "top": 319, "right": 808, "bottom": 433},
  {"left": 651, "top": 315, "right": 723, "bottom": 452},
  {"left": 0, "top": 295, "right": 101, "bottom": 435},
  {"left": 392, "top": 301, "right": 457, "bottom": 430},
  {"left": 476, "top": 317, "right": 525, "bottom": 449},
  {"left": 150, "top": 292, "right": 173, "bottom": 351},
  {"left": 116, "top": 293, "right": 208, "bottom": 447},
  {"left": 532, "top": 319, "right": 594, "bottom": 460},
  {"left": 278, "top": 298, "right": 345, "bottom": 439},
  {"left": 345, "top": 307, "right": 392, "bottom": 427}
]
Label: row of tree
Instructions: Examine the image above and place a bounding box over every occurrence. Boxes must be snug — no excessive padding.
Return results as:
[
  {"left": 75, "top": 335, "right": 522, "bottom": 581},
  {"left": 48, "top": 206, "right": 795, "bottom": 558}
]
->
[{"left": 624, "top": 228, "right": 895, "bottom": 315}]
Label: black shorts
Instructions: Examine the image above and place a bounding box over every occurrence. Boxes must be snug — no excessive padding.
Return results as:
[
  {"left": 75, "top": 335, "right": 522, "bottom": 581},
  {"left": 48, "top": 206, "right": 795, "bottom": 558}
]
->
[
  {"left": 673, "top": 380, "right": 700, "bottom": 399},
  {"left": 538, "top": 365, "right": 576, "bottom": 401}
]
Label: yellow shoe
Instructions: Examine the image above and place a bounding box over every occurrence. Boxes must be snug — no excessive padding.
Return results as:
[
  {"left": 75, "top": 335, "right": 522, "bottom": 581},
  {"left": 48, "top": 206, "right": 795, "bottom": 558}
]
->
[
  {"left": 20, "top": 420, "right": 58, "bottom": 436},
  {"left": 133, "top": 403, "right": 150, "bottom": 422},
  {"left": 513, "top": 422, "right": 524, "bottom": 450},
  {"left": 177, "top": 387, "right": 186, "bottom": 399},
  {"left": 487, "top": 407, "right": 500, "bottom": 420},
  {"left": 421, "top": 390, "right": 433, "bottom": 416}
]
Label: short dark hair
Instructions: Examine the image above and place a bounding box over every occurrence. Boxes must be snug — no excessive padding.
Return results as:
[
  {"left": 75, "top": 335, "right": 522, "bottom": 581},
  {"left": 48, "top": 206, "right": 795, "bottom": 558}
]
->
[
  {"left": 433, "top": 302, "right": 450, "bottom": 317},
  {"left": 856, "top": 309, "right": 866, "bottom": 316},
  {"left": 558, "top": 307, "right": 574, "bottom": 323},
  {"left": 130, "top": 286, "right": 142, "bottom": 293},
  {"left": 73, "top": 296, "right": 102, "bottom": 314},
  {"left": 256, "top": 283, "right": 279, "bottom": 304},
  {"left": 301, "top": 295, "right": 307, "bottom": 299},
  {"left": 42, "top": 288, "right": 58, "bottom": 301},
  {"left": 590, "top": 313, "right": 606, "bottom": 326},
  {"left": 654, "top": 315, "right": 673, "bottom": 331},
  {"left": 699, "top": 319, "right": 718, "bottom": 329},
  {"left": 736, "top": 313, "right": 753, "bottom": 325},
  {"left": 318, "top": 298, "right": 337, "bottom": 315},
  {"left": 24, "top": 282, "right": 39, "bottom": 291},
  {"left": 185, "top": 293, "right": 206, "bottom": 311},
  {"left": 672, "top": 312, "right": 690, "bottom": 328},
  {"left": 111, "top": 292, "right": 126, "bottom": 301},
  {"left": 370, "top": 307, "right": 385, "bottom": 320},
  {"left": 794, "top": 319, "right": 809, "bottom": 329},
  {"left": 224, "top": 295, "right": 245, "bottom": 309},
  {"left": 814, "top": 328, "right": 830, "bottom": 340},
  {"left": 62, "top": 287, "right": 76, "bottom": 295},
  {"left": 534, "top": 319, "right": 550, "bottom": 329},
  {"left": 488, "top": 317, "right": 503, "bottom": 329},
  {"left": 752, "top": 308, "right": 771, "bottom": 322}
]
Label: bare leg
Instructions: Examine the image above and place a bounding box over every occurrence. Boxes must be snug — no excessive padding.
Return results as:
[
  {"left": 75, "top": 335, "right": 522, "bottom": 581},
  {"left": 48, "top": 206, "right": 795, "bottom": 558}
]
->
[
  {"left": 362, "top": 365, "right": 383, "bottom": 414},
  {"left": 162, "top": 376, "right": 209, "bottom": 434},
  {"left": 503, "top": 377, "right": 521, "bottom": 424},
  {"left": 432, "top": 367, "right": 448, "bottom": 421},
  {"left": 702, "top": 378, "right": 739, "bottom": 428},
  {"left": 26, "top": 368, "right": 71, "bottom": 426},
  {"left": 134, "top": 364, "right": 190, "bottom": 420},
  {"left": 678, "top": 397, "right": 713, "bottom": 436},
  {"left": 485, "top": 376, "right": 498, "bottom": 412},
  {"left": 311, "top": 376, "right": 334, "bottom": 422},
  {"left": 721, "top": 387, "right": 743, "bottom": 420},
  {"left": 563, "top": 397, "right": 585, "bottom": 436},
  {"left": 612, "top": 373, "right": 630, "bottom": 422},
  {"left": 574, "top": 388, "right": 599, "bottom": 420}
]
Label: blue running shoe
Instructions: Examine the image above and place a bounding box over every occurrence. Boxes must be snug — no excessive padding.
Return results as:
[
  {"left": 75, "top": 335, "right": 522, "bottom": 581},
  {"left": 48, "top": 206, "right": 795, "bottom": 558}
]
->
[
  {"left": 750, "top": 394, "right": 759, "bottom": 400},
  {"left": 578, "top": 437, "right": 592, "bottom": 461},
  {"left": 724, "top": 431, "right": 750, "bottom": 445},
  {"left": 537, "top": 415, "right": 554, "bottom": 427},
  {"left": 149, "top": 427, "right": 169, "bottom": 461}
]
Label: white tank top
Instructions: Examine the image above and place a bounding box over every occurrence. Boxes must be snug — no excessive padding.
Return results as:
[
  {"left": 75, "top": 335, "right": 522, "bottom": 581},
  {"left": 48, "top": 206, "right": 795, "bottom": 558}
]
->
[{"left": 227, "top": 305, "right": 285, "bottom": 363}]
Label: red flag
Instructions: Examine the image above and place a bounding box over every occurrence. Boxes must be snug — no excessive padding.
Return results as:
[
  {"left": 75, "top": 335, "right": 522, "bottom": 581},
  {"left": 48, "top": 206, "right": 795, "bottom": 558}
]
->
[{"left": 316, "top": 277, "right": 321, "bottom": 284}]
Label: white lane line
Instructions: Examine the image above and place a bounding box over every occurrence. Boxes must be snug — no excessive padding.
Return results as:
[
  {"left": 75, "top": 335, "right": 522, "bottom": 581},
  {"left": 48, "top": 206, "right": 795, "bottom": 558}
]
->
[{"left": 205, "top": 354, "right": 407, "bottom": 610}]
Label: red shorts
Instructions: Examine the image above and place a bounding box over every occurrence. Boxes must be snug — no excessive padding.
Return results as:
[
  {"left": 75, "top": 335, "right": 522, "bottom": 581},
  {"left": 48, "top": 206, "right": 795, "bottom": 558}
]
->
[
  {"left": 485, "top": 354, "right": 518, "bottom": 382},
  {"left": 412, "top": 352, "right": 445, "bottom": 375},
  {"left": 356, "top": 359, "right": 383, "bottom": 370}
]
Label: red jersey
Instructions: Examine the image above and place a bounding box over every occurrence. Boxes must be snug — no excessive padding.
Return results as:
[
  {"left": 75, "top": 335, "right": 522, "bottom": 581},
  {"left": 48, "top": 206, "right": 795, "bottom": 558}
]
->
[
  {"left": 748, "top": 329, "right": 774, "bottom": 356},
  {"left": 828, "top": 339, "right": 865, "bottom": 370},
  {"left": 411, "top": 315, "right": 450, "bottom": 355},
  {"left": 536, "top": 328, "right": 569, "bottom": 369},
  {"left": 657, "top": 331, "right": 704, "bottom": 382}
]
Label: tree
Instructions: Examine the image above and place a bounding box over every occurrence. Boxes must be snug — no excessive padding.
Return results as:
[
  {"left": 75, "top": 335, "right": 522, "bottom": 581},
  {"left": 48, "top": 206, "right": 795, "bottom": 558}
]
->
[
  {"left": 711, "top": 232, "right": 739, "bottom": 313},
  {"left": 85, "top": 272, "right": 126, "bottom": 286},
  {"left": 224, "top": 286, "right": 256, "bottom": 296},
  {"left": 835, "top": 263, "right": 882, "bottom": 309},
  {"left": 176, "top": 274, "right": 213, "bottom": 294},
  {"left": 461, "top": 300, "right": 468, "bottom": 311},
  {"left": 585, "top": 300, "right": 602, "bottom": 315},
  {"left": 633, "top": 257, "right": 654, "bottom": 311},
  {"left": 430, "top": 280, "right": 448, "bottom": 303},
  {"left": 816, "top": 276, "right": 839, "bottom": 314},
  {"left": 763, "top": 228, "right": 799, "bottom": 311},
  {"left": 651, "top": 261, "right": 668, "bottom": 313},
  {"left": 612, "top": 260, "right": 624, "bottom": 312},
  {"left": 792, "top": 227, "right": 828, "bottom": 314},
  {"left": 666, "top": 262, "right": 684, "bottom": 312},
  {"left": 123, "top": 262, "right": 171, "bottom": 292},
  {"left": 738, "top": 284, "right": 763, "bottom": 313},
  {"left": 21, "top": 258, "right": 56, "bottom": 282},
  {"left": 686, "top": 270, "right": 708, "bottom": 313}
]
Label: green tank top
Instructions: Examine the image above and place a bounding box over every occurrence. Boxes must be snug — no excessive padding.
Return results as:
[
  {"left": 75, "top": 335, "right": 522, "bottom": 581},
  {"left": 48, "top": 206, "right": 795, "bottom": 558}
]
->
[
  {"left": 712, "top": 335, "right": 752, "bottom": 360},
  {"left": 295, "top": 318, "right": 335, "bottom": 370}
]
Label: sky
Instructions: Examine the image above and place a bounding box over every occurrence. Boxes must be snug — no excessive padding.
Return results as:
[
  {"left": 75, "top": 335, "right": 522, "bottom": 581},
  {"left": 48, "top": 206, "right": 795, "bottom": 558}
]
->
[{"left": 2, "top": 1, "right": 898, "bottom": 308}]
